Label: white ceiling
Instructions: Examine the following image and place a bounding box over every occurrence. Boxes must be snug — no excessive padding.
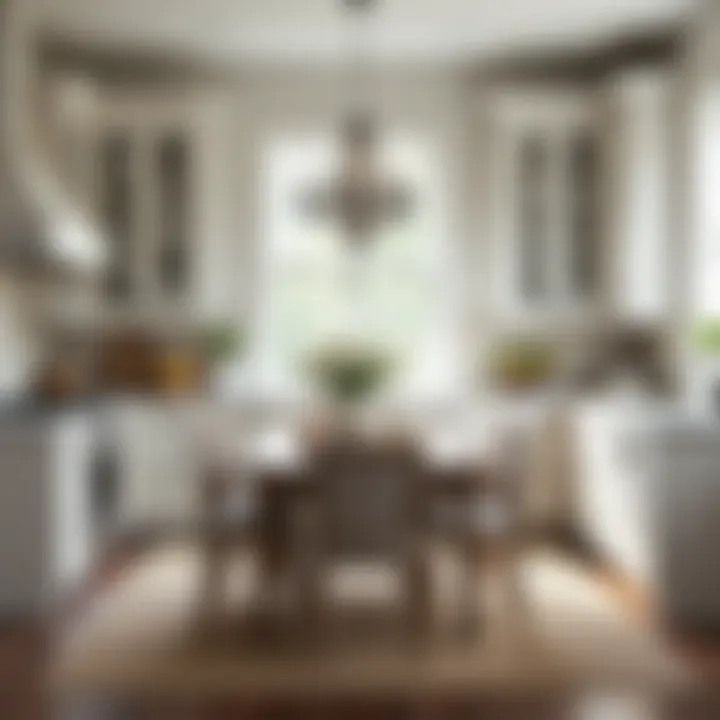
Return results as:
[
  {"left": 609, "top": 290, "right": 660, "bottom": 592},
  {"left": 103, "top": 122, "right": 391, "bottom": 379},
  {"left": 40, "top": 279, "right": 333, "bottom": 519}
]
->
[{"left": 37, "top": 0, "right": 698, "bottom": 63}]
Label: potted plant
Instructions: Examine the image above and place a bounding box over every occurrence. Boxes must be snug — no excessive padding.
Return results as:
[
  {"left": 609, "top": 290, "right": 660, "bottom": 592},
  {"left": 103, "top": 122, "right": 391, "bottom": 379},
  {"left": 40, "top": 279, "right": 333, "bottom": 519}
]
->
[
  {"left": 305, "top": 339, "right": 394, "bottom": 410},
  {"left": 488, "top": 338, "right": 557, "bottom": 392},
  {"left": 203, "top": 322, "right": 246, "bottom": 391}
]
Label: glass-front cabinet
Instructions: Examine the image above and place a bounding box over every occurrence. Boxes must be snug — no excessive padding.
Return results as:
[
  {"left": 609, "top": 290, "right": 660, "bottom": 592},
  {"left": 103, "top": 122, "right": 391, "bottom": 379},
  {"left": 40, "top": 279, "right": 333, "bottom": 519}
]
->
[
  {"left": 86, "top": 89, "right": 238, "bottom": 315},
  {"left": 96, "top": 120, "right": 193, "bottom": 308},
  {"left": 488, "top": 88, "right": 600, "bottom": 323}
]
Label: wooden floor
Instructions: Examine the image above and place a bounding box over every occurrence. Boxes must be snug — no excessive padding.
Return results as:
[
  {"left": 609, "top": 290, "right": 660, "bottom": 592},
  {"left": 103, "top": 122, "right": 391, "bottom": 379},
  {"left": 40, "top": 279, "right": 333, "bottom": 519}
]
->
[{"left": 4, "top": 544, "right": 720, "bottom": 719}]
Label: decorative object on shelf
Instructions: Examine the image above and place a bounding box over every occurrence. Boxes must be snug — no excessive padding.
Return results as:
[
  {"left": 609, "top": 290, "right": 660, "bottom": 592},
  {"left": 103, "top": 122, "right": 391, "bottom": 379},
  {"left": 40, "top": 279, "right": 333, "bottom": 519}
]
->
[
  {"left": 298, "top": 0, "right": 414, "bottom": 250},
  {"left": 488, "top": 338, "right": 558, "bottom": 391},
  {"left": 97, "top": 330, "right": 204, "bottom": 396},
  {"left": 608, "top": 325, "right": 667, "bottom": 392},
  {"left": 306, "top": 339, "right": 394, "bottom": 407},
  {"left": 203, "top": 322, "right": 246, "bottom": 395}
]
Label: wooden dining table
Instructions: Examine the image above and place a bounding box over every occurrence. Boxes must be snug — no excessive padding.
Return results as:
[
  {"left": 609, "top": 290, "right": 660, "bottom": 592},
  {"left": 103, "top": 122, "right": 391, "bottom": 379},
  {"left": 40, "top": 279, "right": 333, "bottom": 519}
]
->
[{"left": 200, "top": 423, "right": 503, "bottom": 637}]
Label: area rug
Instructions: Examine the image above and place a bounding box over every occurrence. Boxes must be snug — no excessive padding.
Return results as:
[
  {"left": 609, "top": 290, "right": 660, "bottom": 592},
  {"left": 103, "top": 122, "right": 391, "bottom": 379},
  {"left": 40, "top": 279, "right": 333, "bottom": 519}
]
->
[{"left": 50, "top": 546, "right": 695, "bottom": 702}]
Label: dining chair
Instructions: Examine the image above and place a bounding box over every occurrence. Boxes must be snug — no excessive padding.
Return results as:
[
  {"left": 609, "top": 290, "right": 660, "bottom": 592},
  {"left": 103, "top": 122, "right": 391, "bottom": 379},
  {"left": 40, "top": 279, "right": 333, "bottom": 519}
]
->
[
  {"left": 197, "top": 460, "right": 259, "bottom": 624},
  {"left": 433, "top": 422, "right": 532, "bottom": 640},
  {"left": 483, "top": 424, "right": 534, "bottom": 642},
  {"left": 300, "top": 437, "right": 432, "bottom": 641}
]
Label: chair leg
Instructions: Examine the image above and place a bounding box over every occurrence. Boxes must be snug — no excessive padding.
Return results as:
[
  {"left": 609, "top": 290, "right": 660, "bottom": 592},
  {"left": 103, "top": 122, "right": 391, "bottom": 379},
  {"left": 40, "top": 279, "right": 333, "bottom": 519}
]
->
[
  {"left": 501, "top": 538, "right": 534, "bottom": 653},
  {"left": 459, "top": 538, "right": 483, "bottom": 641},
  {"left": 198, "top": 533, "right": 230, "bottom": 626},
  {"left": 198, "top": 470, "right": 229, "bottom": 625},
  {"left": 294, "top": 498, "right": 323, "bottom": 640},
  {"left": 406, "top": 547, "right": 432, "bottom": 641}
]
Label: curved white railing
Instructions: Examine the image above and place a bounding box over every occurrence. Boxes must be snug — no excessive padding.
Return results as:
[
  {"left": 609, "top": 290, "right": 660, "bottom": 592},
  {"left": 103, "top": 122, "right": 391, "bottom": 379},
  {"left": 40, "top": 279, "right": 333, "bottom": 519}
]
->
[{"left": 1, "top": 0, "right": 106, "bottom": 274}]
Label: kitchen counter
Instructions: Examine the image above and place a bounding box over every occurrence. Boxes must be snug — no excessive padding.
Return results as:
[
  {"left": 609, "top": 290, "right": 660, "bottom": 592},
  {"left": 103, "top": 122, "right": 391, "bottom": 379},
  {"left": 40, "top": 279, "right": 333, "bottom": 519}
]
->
[{"left": 0, "top": 397, "right": 106, "bottom": 424}]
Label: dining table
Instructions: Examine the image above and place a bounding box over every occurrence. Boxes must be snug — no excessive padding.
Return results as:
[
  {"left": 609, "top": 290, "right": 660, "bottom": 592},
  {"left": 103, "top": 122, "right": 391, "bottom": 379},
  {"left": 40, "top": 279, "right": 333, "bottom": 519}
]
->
[{"left": 199, "top": 419, "right": 507, "bottom": 638}]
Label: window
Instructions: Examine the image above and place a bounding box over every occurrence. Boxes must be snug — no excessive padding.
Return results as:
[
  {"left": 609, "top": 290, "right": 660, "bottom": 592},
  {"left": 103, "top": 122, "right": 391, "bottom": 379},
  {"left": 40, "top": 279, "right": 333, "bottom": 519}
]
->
[
  {"left": 519, "top": 136, "right": 550, "bottom": 300},
  {"left": 256, "top": 132, "right": 457, "bottom": 397},
  {"left": 569, "top": 132, "right": 598, "bottom": 298}
]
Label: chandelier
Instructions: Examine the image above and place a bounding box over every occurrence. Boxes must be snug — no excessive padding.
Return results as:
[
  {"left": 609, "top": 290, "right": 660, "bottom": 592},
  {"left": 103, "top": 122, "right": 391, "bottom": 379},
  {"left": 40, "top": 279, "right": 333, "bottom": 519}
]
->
[{"left": 299, "top": 0, "right": 414, "bottom": 249}]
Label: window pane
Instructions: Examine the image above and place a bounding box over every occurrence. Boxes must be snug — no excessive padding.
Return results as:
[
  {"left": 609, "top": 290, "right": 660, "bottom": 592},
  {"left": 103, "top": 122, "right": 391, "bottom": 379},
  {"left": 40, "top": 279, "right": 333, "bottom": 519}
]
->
[
  {"left": 519, "top": 136, "right": 549, "bottom": 301},
  {"left": 570, "top": 132, "right": 598, "bottom": 297},
  {"left": 99, "top": 134, "right": 132, "bottom": 300},
  {"left": 157, "top": 134, "right": 190, "bottom": 295}
]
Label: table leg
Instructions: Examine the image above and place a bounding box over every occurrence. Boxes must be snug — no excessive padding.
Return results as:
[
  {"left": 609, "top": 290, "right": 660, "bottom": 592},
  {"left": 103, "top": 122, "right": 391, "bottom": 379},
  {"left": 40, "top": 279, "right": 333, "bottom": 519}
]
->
[
  {"left": 199, "top": 471, "right": 229, "bottom": 623},
  {"left": 257, "top": 484, "right": 293, "bottom": 614},
  {"left": 294, "top": 496, "right": 323, "bottom": 638}
]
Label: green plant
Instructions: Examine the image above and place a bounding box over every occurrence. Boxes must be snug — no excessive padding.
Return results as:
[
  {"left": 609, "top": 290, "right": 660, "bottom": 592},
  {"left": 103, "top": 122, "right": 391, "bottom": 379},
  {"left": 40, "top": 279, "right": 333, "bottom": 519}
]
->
[
  {"left": 306, "top": 341, "right": 394, "bottom": 405},
  {"left": 488, "top": 338, "right": 557, "bottom": 390},
  {"left": 694, "top": 319, "right": 720, "bottom": 356},
  {"left": 204, "top": 323, "right": 245, "bottom": 365}
]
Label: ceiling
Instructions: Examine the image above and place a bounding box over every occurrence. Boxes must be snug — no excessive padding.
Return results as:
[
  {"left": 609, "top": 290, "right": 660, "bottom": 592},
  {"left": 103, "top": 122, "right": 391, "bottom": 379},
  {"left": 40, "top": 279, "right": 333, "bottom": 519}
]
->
[{"left": 36, "top": 0, "right": 698, "bottom": 64}]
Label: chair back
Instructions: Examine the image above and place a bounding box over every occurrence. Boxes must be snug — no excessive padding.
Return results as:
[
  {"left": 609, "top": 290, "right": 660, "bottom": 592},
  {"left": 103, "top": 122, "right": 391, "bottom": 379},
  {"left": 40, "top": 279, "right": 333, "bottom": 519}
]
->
[{"left": 313, "top": 438, "right": 425, "bottom": 561}]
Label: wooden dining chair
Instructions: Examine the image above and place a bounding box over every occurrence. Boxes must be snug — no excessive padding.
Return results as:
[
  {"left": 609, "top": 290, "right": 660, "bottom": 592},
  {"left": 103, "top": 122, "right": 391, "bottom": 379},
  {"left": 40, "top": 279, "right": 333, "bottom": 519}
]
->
[
  {"left": 434, "top": 424, "right": 532, "bottom": 640},
  {"left": 299, "top": 437, "right": 433, "bottom": 641},
  {"left": 483, "top": 424, "right": 534, "bottom": 640},
  {"left": 197, "top": 459, "right": 258, "bottom": 625}
]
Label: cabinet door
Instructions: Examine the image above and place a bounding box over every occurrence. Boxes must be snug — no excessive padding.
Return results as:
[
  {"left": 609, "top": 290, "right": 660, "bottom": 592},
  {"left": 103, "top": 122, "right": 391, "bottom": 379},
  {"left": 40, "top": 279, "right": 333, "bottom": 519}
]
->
[
  {"left": 114, "top": 405, "right": 200, "bottom": 530},
  {"left": 51, "top": 417, "right": 95, "bottom": 599},
  {"left": 156, "top": 134, "right": 191, "bottom": 298},
  {"left": 568, "top": 131, "right": 599, "bottom": 300},
  {"left": 490, "top": 89, "right": 598, "bottom": 319},
  {"left": 517, "top": 135, "right": 552, "bottom": 301},
  {"left": 609, "top": 72, "right": 671, "bottom": 321},
  {"left": 97, "top": 124, "right": 195, "bottom": 305},
  {"left": 99, "top": 133, "right": 133, "bottom": 301}
]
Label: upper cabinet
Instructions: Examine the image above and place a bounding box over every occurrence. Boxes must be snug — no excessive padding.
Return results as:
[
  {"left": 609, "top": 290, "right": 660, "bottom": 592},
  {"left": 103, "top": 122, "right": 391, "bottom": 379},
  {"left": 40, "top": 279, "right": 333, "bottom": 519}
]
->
[
  {"left": 67, "top": 88, "right": 234, "bottom": 320},
  {"left": 604, "top": 70, "right": 673, "bottom": 323},
  {"left": 486, "top": 88, "right": 600, "bottom": 324},
  {"left": 93, "top": 96, "right": 198, "bottom": 309}
]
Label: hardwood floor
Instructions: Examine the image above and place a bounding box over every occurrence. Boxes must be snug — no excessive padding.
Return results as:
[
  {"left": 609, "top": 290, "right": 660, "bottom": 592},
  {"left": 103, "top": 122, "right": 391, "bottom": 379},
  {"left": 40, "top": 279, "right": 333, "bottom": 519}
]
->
[
  {"left": 0, "top": 619, "right": 46, "bottom": 720},
  {"left": 3, "top": 544, "right": 720, "bottom": 719}
]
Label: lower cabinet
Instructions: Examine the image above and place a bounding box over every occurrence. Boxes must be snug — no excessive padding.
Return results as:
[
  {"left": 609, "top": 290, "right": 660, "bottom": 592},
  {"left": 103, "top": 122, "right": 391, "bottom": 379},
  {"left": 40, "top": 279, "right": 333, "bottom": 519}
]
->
[
  {"left": 113, "top": 402, "right": 202, "bottom": 534},
  {"left": 0, "top": 412, "right": 96, "bottom": 616}
]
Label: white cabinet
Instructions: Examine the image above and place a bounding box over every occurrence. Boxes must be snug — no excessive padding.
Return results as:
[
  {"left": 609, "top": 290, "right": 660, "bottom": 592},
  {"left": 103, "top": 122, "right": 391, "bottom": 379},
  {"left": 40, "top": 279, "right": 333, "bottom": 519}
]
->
[
  {"left": 89, "top": 90, "right": 234, "bottom": 317},
  {"left": 487, "top": 88, "right": 600, "bottom": 324},
  {"left": 605, "top": 70, "right": 673, "bottom": 321},
  {"left": 0, "top": 413, "right": 96, "bottom": 615},
  {"left": 572, "top": 399, "right": 664, "bottom": 587},
  {"left": 95, "top": 98, "right": 196, "bottom": 307},
  {"left": 644, "top": 421, "right": 720, "bottom": 629},
  {"left": 113, "top": 403, "right": 202, "bottom": 532}
]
